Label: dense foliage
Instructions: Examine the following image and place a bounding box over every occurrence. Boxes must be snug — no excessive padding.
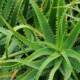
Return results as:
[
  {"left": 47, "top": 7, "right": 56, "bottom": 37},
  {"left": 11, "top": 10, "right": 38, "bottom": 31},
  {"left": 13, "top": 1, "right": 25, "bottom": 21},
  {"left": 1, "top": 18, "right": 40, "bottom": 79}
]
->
[{"left": 0, "top": 0, "right": 80, "bottom": 80}]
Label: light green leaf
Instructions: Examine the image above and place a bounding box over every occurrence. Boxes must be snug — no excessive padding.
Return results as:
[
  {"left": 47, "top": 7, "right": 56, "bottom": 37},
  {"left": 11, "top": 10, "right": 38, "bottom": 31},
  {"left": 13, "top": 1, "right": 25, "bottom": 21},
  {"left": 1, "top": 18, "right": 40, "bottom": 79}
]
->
[
  {"left": 22, "top": 48, "right": 53, "bottom": 63},
  {"left": 66, "top": 49, "right": 80, "bottom": 72},
  {"left": 48, "top": 58, "right": 62, "bottom": 80},
  {"left": 35, "top": 52, "right": 60, "bottom": 80},
  {"left": 16, "top": 69, "right": 37, "bottom": 80},
  {"left": 64, "top": 21, "right": 80, "bottom": 49},
  {"left": 56, "top": 0, "right": 67, "bottom": 50},
  {"left": 61, "top": 51, "right": 72, "bottom": 80},
  {"left": 0, "top": 15, "right": 30, "bottom": 45},
  {"left": 30, "top": 0, "right": 54, "bottom": 43}
]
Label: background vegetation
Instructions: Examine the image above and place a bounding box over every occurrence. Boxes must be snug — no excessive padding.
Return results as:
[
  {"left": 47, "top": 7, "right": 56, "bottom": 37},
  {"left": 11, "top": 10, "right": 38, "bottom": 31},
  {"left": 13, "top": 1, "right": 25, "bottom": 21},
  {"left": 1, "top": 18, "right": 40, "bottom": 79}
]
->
[{"left": 0, "top": 0, "right": 80, "bottom": 80}]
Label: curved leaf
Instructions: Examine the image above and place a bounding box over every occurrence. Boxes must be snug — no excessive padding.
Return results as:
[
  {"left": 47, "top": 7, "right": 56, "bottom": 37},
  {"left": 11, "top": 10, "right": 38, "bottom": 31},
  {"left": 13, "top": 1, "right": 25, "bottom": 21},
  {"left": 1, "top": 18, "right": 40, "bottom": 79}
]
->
[
  {"left": 48, "top": 58, "right": 62, "bottom": 80},
  {"left": 30, "top": 0, "right": 54, "bottom": 43},
  {"left": 35, "top": 52, "right": 60, "bottom": 80}
]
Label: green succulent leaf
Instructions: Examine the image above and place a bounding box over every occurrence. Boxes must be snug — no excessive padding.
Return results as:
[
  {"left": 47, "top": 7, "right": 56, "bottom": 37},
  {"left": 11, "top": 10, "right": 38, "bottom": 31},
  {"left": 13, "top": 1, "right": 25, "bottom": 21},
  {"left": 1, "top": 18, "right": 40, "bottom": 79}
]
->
[
  {"left": 30, "top": 0, "right": 54, "bottom": 43},
  {"left": 48, "top": 58, "right": 62, "bottom": 80},
  {"left": 35, "top": 52, "right": 61, "bottom": 80},
  {"left": 64, "top": 21, "right": 80, "bottom": 49},
  {"left": 56, "top": 0, "right": 67, "bottom": 50}
]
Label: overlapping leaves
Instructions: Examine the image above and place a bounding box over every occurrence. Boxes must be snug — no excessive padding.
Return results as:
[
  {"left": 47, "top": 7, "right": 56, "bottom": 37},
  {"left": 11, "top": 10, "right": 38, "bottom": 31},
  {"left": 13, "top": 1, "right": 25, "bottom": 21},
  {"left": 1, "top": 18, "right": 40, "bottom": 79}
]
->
[{"left": 0, "top": 0, "right": 80, "bottom": 80}]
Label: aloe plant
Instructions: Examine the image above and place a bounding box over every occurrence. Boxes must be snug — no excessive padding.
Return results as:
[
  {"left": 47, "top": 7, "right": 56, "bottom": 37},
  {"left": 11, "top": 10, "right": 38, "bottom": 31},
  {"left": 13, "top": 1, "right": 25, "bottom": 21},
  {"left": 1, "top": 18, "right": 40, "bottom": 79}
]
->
[{"left": 0, "top": 0, "right": 80, "bottom": 80}]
